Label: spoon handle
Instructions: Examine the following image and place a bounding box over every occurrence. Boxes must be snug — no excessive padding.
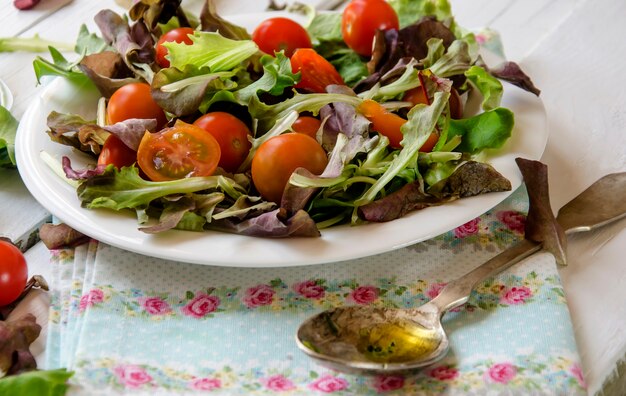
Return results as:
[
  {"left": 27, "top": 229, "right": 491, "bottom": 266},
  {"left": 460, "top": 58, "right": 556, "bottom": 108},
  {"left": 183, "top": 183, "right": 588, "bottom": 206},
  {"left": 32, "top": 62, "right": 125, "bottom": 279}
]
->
[{"left": 423, "top": 239, "right": 542, "bottom": 314}]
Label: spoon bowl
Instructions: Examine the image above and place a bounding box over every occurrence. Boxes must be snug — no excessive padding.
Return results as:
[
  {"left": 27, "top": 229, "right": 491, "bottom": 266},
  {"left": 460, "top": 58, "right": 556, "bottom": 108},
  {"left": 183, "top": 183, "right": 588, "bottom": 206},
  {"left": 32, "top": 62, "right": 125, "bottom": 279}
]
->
[{"left": 296, "top": 172, "right": 626, "bottom": 374}]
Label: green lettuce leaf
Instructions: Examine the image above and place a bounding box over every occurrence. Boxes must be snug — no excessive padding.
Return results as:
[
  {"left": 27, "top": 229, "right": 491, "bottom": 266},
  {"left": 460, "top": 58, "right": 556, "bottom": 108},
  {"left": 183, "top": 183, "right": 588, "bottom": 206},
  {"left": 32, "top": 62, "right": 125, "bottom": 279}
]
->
[
  {"left": 448, "top": 107, "right": 514, "bottom": 153},
  {"left": 0, "top": 106, "right": 18, "bottom": 168},
  {"left": 32, "top": 47, "right": 90, "bottom": 84},
  {"left": 74, "top": 24, "right": 112, "bottom": 56},
  {"left": 234, "top": 52, "right": 299, "bottom": 104},
  {"left": 388, "top": 0, "right": 453, "bottom": 28},
  {"left": 307, "top": 12, "right": 343, "bottom": 42},
  {"left": 164, "top": 32, "right": 258, "bottom": 72},
  {"left": 0, "top": 369, "right": 73, "bottom": 396},
  {"left": 464, "top": 65, "right": 504, "bottom": 110}
]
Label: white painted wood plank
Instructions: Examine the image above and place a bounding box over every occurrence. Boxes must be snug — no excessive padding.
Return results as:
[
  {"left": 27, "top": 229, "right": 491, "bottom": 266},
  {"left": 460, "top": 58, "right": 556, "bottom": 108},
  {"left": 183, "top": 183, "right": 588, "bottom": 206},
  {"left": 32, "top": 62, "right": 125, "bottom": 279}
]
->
[{"left": 0, "top": 0, "right": 72, "bottom": 37}]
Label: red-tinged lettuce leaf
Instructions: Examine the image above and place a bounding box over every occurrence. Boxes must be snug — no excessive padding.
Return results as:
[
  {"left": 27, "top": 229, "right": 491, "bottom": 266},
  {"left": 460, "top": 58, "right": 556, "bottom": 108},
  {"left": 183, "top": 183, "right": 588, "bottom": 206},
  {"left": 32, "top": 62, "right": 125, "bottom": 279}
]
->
[
  {"left": 46, "top": 112, "right": 104, "bottom": 156},
  {"left": 0, "top": 314, "right": 41, "bottom": 376},
  {"left": 490, "top": 61, "right": 540, "bottom": 96},
  {"left": 515, "top": 157, "right": 566, "bottom": 265},
  {"left": 370, "top": 17, "right": 456, "bottom": 76},
  {"left": 95, "top": 9, "right": 155, "bottom": 69},
  {"left": 103, "top": 118, "right": 157, "bottom": 151},
  {"left": 209, "top": 208, "right": 320, "bottom": 237},
  {"left": 62, "top": 156, "right": 107, "bottom": 181},
  {"left": 200, "top": 0, "right": 251, "bottom": 40},
  {"left": 431, "top": 160, "right": 512, "bottom": 198},
  {"left": 140, "top": 196, "right": 196, "bottom": 234},
  {"left": 77, "top": 63, "right": 141, "bottom": 99},
  {"left": 129, "top": 0, "right": 188, "bottom": 30},
  {"left": 39, "top": 223, "right": 88, "bottom": 249},
  {"left": 358, "top": 180, "right": 443, "bottom": 222}
]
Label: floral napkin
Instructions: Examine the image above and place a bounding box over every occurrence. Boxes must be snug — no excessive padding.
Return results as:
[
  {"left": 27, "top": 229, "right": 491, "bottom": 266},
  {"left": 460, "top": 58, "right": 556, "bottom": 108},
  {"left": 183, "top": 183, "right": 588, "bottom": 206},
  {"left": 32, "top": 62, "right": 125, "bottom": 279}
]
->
[{"left": 44, "top": 186, "right": 587, "bottom": 395}]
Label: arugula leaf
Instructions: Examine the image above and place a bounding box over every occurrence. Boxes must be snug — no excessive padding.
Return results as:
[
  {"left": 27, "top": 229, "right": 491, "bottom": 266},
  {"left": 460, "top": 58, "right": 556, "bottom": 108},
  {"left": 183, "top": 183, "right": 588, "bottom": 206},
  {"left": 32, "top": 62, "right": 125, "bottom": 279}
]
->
[
  {"left": 0, "top": 369, "right": 73, "bottom": 396},
  {"left": 448, "top": 107, "right": 514, "bottom": 153},
  {"left": 74, "top": 24, "right": 112, "bottom": 56},
  {"left": 0, "top": 35, "right": 72, "bottom": 53},
  {"left": 32, "top": 47, "right": 90, "bottom": 84},
  {"left": 164, "top": 31, "right": 258, "bottom": 72},
  {"left": 429, "top": 39, "right": 472, "bottom": 78},
  {"left": 0, "top": 106, "right": 18, "bottom": 168},
  {"left": 464, "top": 65, "right": 503, "bottom": 110},
  {"left": 355, "top": 91, "right": 450, "bottom": 207}
]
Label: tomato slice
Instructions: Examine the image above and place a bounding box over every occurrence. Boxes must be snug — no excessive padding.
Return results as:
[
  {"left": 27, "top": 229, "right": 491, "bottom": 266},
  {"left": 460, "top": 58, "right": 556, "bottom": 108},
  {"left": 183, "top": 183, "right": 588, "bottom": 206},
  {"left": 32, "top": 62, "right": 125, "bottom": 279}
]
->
[
  {"left": 358, "top": 99, "right": 406, "bottom": 149},
  {"left": 290, "top": 48, "right": 345, "bottom": 93},
  {"left": 137, "top": 120, "right": 221, "bottom": 181}
]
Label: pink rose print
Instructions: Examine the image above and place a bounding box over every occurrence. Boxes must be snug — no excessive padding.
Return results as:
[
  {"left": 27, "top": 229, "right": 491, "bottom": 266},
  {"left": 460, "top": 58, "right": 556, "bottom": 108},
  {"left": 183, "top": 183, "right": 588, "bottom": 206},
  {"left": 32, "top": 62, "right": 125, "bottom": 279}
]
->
[
  {"left": 113, "top": 364, "right": 153, "bottom": 388},
  {"left": 181, "top": 293, "right": 220, "bottom": 318},
  {"left": 79, "top": 288, "right": 104, "bottom": 311},
  {"left": 293, "top": 280, "right": 325, "bottom": 299},
  {"left": 426, "top": 282, "right": 447, "bottom": 299},
  {"left": 500, "top": 286, "right": 532, "bottom": 305},
  {"left": 428, "top": 366, "right": 459, "bottom": 381},
  {"left": 497, "top": 210, "right": 526, "bottom": 233},
  {"left": 454, "top": 218, "right": 480, "bottom": 238},
  {"left": 189, "top": 377, "right": 221, "bottom": 391},
  {"left": 486, "top": 362, "right": 517, "bottom": 384},
  {"left": 139, "top": 296, "right": 172, "bottom": 315},
  {"left": 243, "top": 284, "right": 275, "bottom": 308},
  {"left": 570, "top": 364, "right": 587, "bottom": 389},
  {"left": 262, "top": 374, "right": 296, "bottom": 391},
  {"left": 350, "top": 285, "right": 379, "bottom": 305},
  {"left": 308, "top": 374, "right": 349, "bottom": 393},
  {"left": 373, "top": 375, "right": 405, "bottom": 392}
]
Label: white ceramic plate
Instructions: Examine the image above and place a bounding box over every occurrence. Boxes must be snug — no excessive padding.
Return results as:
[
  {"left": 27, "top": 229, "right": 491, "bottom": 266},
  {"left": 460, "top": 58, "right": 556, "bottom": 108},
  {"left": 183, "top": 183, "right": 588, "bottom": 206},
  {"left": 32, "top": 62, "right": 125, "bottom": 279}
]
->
[{"left": 15, "top": 13, "right": 548, "bottom": 268}]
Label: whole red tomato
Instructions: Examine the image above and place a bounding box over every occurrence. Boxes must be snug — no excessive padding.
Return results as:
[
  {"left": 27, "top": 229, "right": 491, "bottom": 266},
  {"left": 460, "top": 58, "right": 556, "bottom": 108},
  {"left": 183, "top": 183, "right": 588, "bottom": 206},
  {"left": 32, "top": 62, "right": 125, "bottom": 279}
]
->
[
  {"left": 251, "top": 133, "right": 328, "bottom": 203},
  {"left": 342, "top": 0, "right": 399, "bottom": 56},
  {"left": 97, "top": 135, "right": 137, "bottom": 169},
  {"left": 193, "top": 112, "right": 252, "bottom": 173},
  {"left": 107, "top": 83, "right": 167, "bottom": 129},
  {"left": 156, "top": 27, "right": 195, "bottom": 68},
  {"left": 252, "top": 17, "right": 312, "bottom": 57},
  {"left": 0, "top": 240, "right": 28, "bottom": 307}
]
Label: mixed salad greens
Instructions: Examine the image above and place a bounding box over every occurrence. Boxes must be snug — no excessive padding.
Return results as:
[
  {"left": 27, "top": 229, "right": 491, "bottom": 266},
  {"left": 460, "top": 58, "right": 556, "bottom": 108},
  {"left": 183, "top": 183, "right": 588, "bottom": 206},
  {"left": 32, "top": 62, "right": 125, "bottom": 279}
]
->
[{"left": 38, "top": 0, "right": 539, "bottom": 238}]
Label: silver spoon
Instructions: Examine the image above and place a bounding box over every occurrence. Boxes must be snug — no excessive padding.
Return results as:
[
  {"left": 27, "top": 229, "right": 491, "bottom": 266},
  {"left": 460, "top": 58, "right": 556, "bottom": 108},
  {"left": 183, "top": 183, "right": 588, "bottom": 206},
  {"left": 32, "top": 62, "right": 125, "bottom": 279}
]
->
[{"left": 296, "top": 172, "right": 626, "bottom": 375}]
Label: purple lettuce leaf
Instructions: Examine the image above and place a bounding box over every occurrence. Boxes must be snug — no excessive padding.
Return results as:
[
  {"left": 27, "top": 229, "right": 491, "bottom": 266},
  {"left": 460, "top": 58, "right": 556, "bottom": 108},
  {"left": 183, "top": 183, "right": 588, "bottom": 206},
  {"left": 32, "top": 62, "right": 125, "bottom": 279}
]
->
[
  {"left": 129, "top": 0, "right": 188, "bottom": 31},
  {"left": 0, "top": 314, "right": 41, "bottom": 376},
  {"left": 140, "top": 196, "right": 196, "bottom": 234},
  {"left": 62, "top": 156, "right": 107, "bottom": 181},
  {"left": 358, "top": 180, "right": 443, "bottom": 222},
  {"left": 489, "top": 61, "right": 541, "bottom": 96},
  {"left": 39, "top": 223, "right": 89, "bottom": 249},
  {"left": 208, "top": 208, "right": 320, "bottom": 237},
  {"left": 103, "top": 118, "right": 157, "bottom": 151},
  {"left": 200, "top": 0, "right": 251, "bottom": 40},
  {"left": 516, "top": 157, "right": 566, "bottom": 264}
]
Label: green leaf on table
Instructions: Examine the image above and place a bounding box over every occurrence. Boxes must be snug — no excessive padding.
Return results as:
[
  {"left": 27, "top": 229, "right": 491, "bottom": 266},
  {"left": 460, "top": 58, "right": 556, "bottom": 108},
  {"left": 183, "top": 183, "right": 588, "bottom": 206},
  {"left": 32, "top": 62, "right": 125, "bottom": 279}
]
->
[
  {"left": 0, "top": 105, "right": 19, "bottom": 168},
  {"left": 0, "top": 369, "right": 73, "bottom": 396},
  {"left": 0, "top": 35, "right": 72, "bottom": 53},
  {"left": 448, "top": 107, "right": 514, "bottom": 153},
  {"left": 464, "top": 65, "right": 503, "bottom": 110}
]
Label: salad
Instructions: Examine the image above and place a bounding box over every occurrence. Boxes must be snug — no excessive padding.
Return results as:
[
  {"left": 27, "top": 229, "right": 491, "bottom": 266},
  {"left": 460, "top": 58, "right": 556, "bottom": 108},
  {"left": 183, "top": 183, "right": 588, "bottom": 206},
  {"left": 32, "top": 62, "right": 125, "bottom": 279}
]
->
[{"left": 36, "top": 0, "right": 539, "bottom": 238}]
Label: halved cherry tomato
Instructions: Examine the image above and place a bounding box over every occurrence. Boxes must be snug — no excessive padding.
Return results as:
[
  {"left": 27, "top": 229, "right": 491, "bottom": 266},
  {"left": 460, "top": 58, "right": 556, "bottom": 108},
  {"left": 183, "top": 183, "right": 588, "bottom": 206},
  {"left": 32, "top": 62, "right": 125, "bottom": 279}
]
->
[
  {"left": 358, "top": 99, "right": 406, "bottom": 149},
  {"left": 403, "top": 86, "right": 464, "bottom": 119},
  {"left": 290, "top": 48, "right": 345, "bottom": 93},
  {"left": 97, "top": 135, "right": 137, "bottom": 169},
  {"left": 358, "top": 99, "right": 439, "bottom": 152},
  {"left": 252, "top": 17, "right": 312, "bottom": 57},
  {"left": 193, "top": 112, "right": 252, "bottom": 173},
  {"left": 156, "top": 27, "right": 195, "bottom": 68},
  {"left": 342, "top": 0, "right": 399, "bottom": 56},
  {"left": 0, "top": 240, "right": 28, "bottom": 307},
  {"left": 137, "top": 120, "right": 221, "bottom": 181},
  {"left": 107, "top": 83, "right": 167, "bottom": 129},
  {"left": 292, "top": 116, "right": 321, "bottom": 138},
  {"left": 251, "top": 133, "right": 328, "bottom": 203}
]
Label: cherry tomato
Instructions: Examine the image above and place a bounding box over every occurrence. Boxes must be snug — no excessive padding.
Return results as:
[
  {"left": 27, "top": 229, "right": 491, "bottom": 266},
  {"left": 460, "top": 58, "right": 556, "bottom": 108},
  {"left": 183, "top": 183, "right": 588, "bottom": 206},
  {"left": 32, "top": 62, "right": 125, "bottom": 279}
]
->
[
  {"left": 137, "top": 120, "right": 221, "bottom": 181},
  {"left": 0, "top": 240, "right": 28, "bottom": 307},
  {"left": 342, "top": 0, "right": 399, "bottom": 56},
  {"left": 252, "top": 17, "right": 312, "bottom": 57},
  {"left": 156, "top": 27, "right": 195, "bottom": 68},
  {"left": 290, "top": 48, "right": 345, "bottom": 93},
  {"left": 107, "top": 83, "right": 167, "bottom": 129},
  {"left": 97, "top": 135, "right": 137, "bottom": 169},
  {"left": 403, "top": 86, "right": 464, "bottom": 119},
  {"left": 358, "top": 99, "right": 406, "bottom": 149},
  {"left": 193, "top": 112, "right": 252, "bottom": 173},
  {"left": 418, "top": 132, "right": 439, "bottom": 153},
  {"left": 251, "top": 133, "right": 328, "bottom": 203},
  {"left": 292, "top": 116, "right": 321, "bottom": 138}
]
